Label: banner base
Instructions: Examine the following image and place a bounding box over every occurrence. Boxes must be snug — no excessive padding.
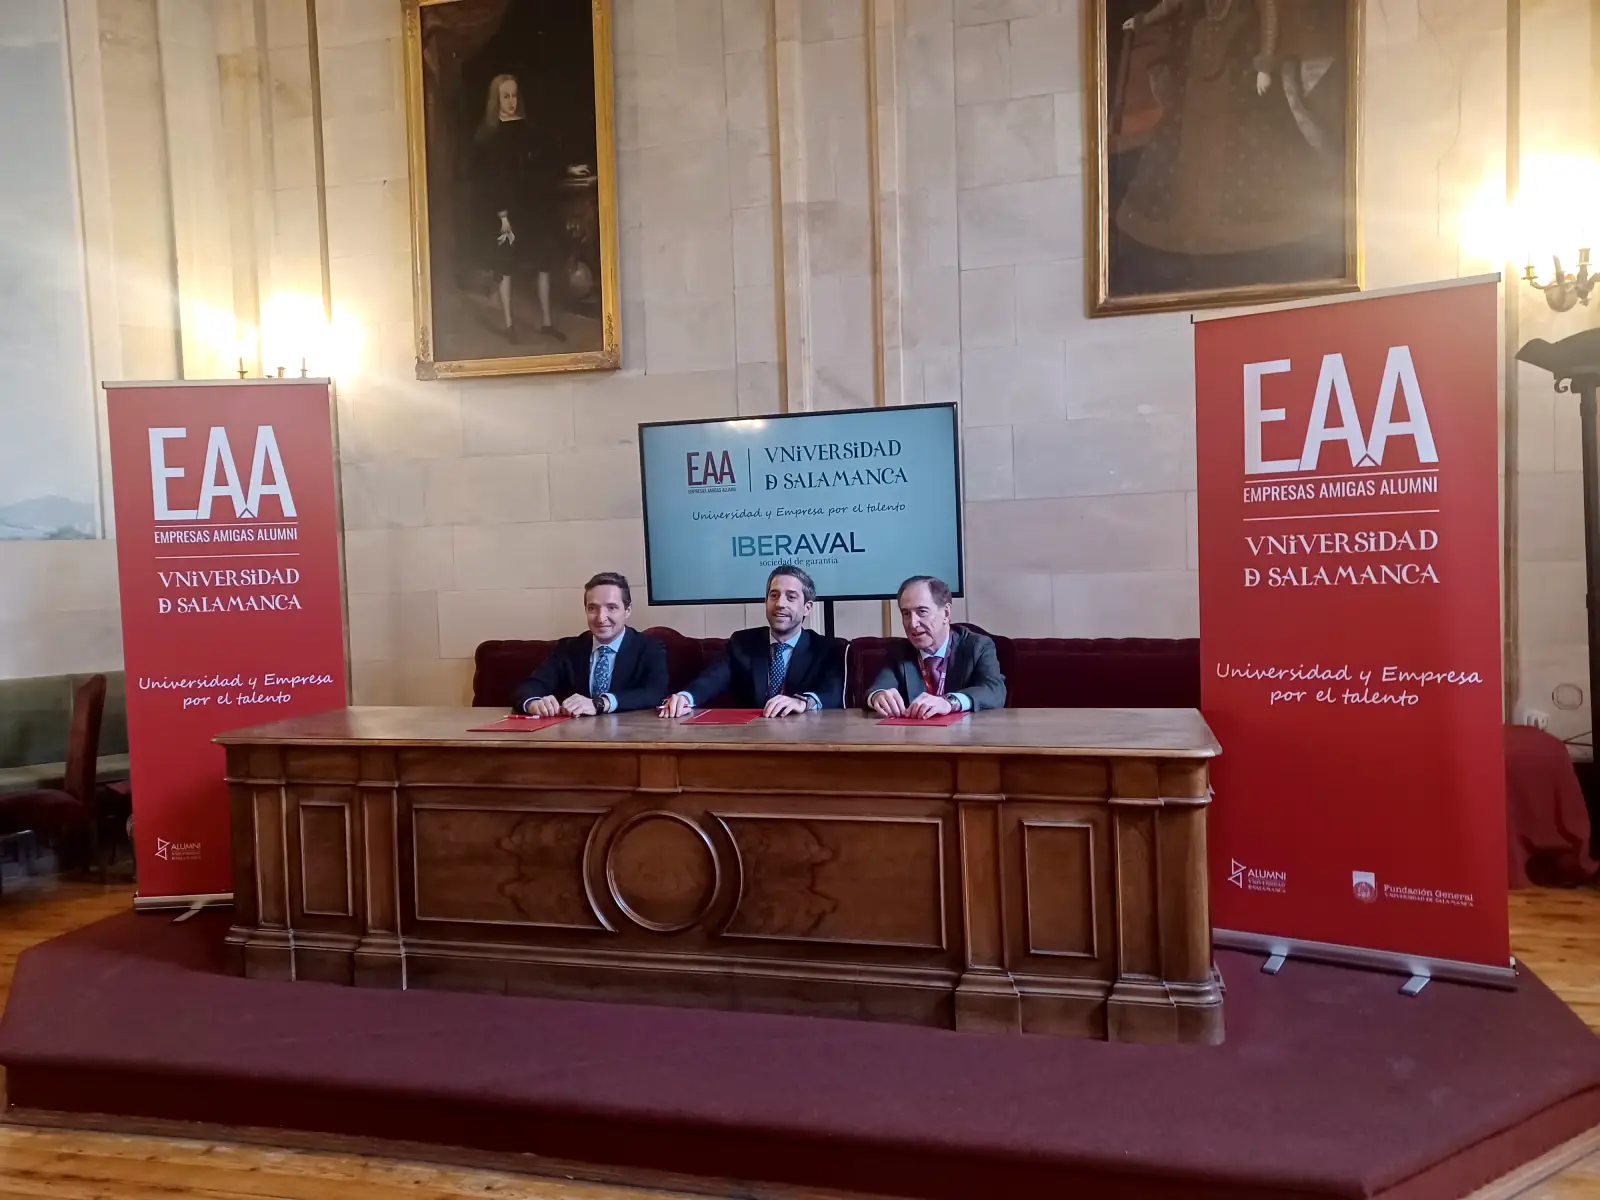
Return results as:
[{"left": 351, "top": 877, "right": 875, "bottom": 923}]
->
[
  {"left": 133, "top": 892, "right": 233, "bottom": 914},
  {"left": 1214, "top": 928, "right": 1516, "bottom": 990}
]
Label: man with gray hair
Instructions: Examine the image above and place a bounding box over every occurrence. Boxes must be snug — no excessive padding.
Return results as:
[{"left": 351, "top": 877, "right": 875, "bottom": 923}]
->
[{"left": 866, "top": 575, "right": 1005, "bottom": 718}]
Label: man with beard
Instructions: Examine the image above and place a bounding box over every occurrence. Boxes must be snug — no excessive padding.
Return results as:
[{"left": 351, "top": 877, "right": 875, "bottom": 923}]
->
[{"left": 660, "top": 565, "right": 845, "bottom": 717}]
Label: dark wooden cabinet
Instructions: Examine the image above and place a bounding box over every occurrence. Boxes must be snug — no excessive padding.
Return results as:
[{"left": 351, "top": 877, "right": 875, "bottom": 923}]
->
[{"left": 221, "top": 707, "right": 1223, "bottom": 1043}]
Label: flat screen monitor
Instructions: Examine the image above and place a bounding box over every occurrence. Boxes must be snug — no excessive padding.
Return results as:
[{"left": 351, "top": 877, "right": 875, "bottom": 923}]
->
[{"left": 639, "top": 403, "right": 963, "bottom": 604}]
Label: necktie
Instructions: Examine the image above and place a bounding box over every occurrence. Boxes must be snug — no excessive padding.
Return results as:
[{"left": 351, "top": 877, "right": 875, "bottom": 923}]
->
[
  {"left": 769, "top": 641, "right": 791, "bottom": 700},
  {"left": 919, "top": 653, "right": 947, "bottom": 697},
  {"left": 592, "top": 644, "right": 614, "bottom": 699}
]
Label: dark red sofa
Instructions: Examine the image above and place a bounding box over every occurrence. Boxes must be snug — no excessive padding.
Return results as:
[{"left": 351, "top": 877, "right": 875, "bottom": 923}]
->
[{"left": 472, "top": 626, "right": 1201, "bottom": 710}]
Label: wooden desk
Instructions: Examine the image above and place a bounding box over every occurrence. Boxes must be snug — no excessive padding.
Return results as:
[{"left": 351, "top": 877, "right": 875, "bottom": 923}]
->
[{"left": 220, "top": 707, "right": 1223, "bottom": 1043}]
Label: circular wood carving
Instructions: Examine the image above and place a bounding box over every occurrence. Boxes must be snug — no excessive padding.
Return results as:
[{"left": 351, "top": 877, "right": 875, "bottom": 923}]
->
[{"left": 605, "top": 811, "right": 718, "bottom": 933}]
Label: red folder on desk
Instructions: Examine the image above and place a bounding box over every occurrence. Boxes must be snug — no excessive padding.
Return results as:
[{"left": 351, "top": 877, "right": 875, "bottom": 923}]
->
[
  {"left": 877, "top": 713, "right": 968, "bottom": 727},
  {"left": 469, "top": 715, "right": 572, "bottom": 733},
  {"left": 683, "top": 709, "right": 764, "bottom": 726}
]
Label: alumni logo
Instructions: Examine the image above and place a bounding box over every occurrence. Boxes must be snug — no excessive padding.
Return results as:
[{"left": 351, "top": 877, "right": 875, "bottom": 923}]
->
[
  {"left": 1228, "top": 858, "right": 1286, "bottom": 894},
  {"left": 154, "top": 837, "right": 201, "bottom": 863}
]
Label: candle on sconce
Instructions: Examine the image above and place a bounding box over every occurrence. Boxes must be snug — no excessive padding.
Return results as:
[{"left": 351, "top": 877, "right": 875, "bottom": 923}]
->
[
  {"left": 238, "top": 357, "right": 247, "bottom": 379},
  {"left": 300, "top": 357, "right": 308, "bottom": 378}
]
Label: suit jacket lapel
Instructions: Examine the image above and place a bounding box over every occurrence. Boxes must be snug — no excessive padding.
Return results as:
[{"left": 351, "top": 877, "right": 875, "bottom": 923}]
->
[
  {"left": 946, "top": 627, "right": 969, "bottom": 691},
  {"left": 610, "top": 626, "right": 639, "bottom": 689},
  {"left": 744, "top": 629, "right": 771, "bottom": 704},
  {"left": 575, "top": 632, "right": 594, "bottom": 696},
  {"left": 903, "top": 640, "right": 924, "bottom": 697},
  {"left": 784, "top": 629, "right": 812, "bottom": 695}
]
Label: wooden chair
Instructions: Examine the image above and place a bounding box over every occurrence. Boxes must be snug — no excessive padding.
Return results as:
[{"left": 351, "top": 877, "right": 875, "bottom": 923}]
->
[{"left": 0, "top": 674, "right": 108, "bottom": 883}]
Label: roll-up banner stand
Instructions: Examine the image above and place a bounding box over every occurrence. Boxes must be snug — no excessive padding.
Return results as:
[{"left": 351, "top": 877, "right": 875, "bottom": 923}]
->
[
  {"left": 1194, "top": 276, "right": 1512, "bottom": 987},
  {"left": 105, "top": 379, "right": 348, "bottom": 910}
]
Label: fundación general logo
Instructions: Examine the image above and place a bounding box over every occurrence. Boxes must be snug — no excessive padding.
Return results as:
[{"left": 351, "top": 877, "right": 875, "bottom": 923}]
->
[
  {"left": 1352, "top": 870, "right": 1377, "bottom": 903},
  {"left": 1228, "top": 859, "right": 1286, "bottom": 894}
]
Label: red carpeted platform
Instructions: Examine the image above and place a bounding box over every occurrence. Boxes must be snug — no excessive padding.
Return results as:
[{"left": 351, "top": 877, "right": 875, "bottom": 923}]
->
[{"left": 2, "top": 912, "right": 1599, "bottom": 1200}]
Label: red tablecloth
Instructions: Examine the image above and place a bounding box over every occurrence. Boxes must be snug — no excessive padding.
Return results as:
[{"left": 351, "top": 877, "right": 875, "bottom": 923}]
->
[{"left": 1505, "top": 725, "right": 1598, "bottom": 888}]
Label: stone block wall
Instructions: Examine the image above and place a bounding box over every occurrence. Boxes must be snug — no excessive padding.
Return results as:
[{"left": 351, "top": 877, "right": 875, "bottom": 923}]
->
[{"left": 15, "top": 0, "right": 1594, "bottom": 740}]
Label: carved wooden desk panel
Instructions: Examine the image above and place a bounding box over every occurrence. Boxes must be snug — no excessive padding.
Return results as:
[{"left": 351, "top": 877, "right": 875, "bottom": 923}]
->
[{"left": 220, "top": 707, "right": 1223, "bottom": 1043}]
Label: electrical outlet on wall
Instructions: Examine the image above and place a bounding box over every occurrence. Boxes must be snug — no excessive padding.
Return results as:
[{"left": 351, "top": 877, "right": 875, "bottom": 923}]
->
[{"left": 1515, "top": 706, "right": 1550, "bottom": 731}]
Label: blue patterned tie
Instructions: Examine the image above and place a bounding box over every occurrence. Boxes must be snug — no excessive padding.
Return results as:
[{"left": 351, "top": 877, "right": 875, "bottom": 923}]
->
[
  {"left": 592, "top": 644, "right": 614, "bottom": 700},
  {"left": 768, "top": 641, "right": 791, "bottom": 700}
]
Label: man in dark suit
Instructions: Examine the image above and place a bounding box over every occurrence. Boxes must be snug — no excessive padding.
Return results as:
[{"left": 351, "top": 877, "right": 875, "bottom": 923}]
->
[
  {"left": 866, "top": 575, "right": 1005, "bottom": 718},
  {"left": 512, "top": 572, "right": 669, "bottom": 716},
  {"left": 660, "top": 565, "right": 845, "bottom": 718}
]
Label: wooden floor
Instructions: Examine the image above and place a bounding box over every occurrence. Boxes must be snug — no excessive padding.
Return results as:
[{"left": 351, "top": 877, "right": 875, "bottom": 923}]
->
[{"left": 0, "top": 879, "right": 1596, "bottom": 1199}]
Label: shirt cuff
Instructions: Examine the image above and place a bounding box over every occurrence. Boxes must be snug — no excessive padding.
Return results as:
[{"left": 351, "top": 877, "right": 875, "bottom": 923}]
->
[
  {"left": 601, "top": 693, "right": 617, "bottom": 713},
  {"left": 676, "top": 691, "right": 695, "bottom": 709},
  {"left": 522, "top": 697, "right": 539, "bottom": 715},
  {"left": 803, "top": 692, "right": 821, "bottom": 711},
  {"left": 866, "top": 688, "right": 890, "bottom": 704},
  {"left": 949, "top": 692, "right": 971, "bottom": 712}
]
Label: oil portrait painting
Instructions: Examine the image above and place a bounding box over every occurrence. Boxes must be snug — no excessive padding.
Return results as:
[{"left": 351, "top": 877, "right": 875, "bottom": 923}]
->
[
  {"left": 404, "top": 0, "right": 619, "bottom": 377},
  {"left": 1089, "top": 0, "right": 1361, "bottom": 315}
]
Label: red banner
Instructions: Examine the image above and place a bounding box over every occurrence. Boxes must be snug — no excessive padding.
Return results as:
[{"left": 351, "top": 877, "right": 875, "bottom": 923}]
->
[
  {"left": 107, "top": 380, "right": 347, "bottom": 903},
  {"left": 1195, "top": 280, "right": 1509, "bottom": 974}
]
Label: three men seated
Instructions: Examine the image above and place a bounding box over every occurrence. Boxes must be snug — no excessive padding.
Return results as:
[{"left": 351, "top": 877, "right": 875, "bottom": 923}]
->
[{"left": 511, "top": 568, "right": 1004, "bottom": 720}]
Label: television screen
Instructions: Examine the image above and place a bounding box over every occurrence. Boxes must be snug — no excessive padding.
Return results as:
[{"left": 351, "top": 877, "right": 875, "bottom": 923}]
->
[{"left": 639, "top": 404, "right": 963, "bottom": 604}]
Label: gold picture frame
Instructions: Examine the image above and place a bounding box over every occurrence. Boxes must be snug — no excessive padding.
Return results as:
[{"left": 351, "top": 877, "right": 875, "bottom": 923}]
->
[
  {"left": 403, "top": 0, "right": 621, "bottom": 377},
  {"left": 1086, "top": 0, "right": 1364, "bottom": 317}
]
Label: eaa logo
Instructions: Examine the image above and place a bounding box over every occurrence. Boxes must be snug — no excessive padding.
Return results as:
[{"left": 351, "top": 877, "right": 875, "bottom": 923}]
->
[
  {"left": 148, "top": 426, "right": 297, "bottom": 520},
  {"left": 686, "top": 449, "right": 736, "bottom": 490},
  {"left": 1244, "top": 345, "right": 1438, "bottom": 475},
  {"left": 1352, "top": 870, "right": 1377, "bottom": 903}
]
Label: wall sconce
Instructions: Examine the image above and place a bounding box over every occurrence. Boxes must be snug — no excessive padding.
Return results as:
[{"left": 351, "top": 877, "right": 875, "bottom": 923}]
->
[{"left": 1524, "top": 250, "right": 1595, "bottom": 312}]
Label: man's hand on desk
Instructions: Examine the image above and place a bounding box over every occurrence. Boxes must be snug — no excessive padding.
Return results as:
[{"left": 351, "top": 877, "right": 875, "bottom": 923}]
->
[
  {"left": 907, "top": 693, "right": 956, "bottom": 719},
  {"left": 561, "top": 694, "right": 598, "bottom": 717},
  {"left": 659, "top": 692, "right": 693, "bottom": 718},
  {"left": 762, "top": 694, "right": 808, "bottom": 718},
  {"left": 868, "top": 689, "right": 906, "bottom": 717},
  {"left": 524, "top": 695, "right": 562, "bottom": 717}
]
